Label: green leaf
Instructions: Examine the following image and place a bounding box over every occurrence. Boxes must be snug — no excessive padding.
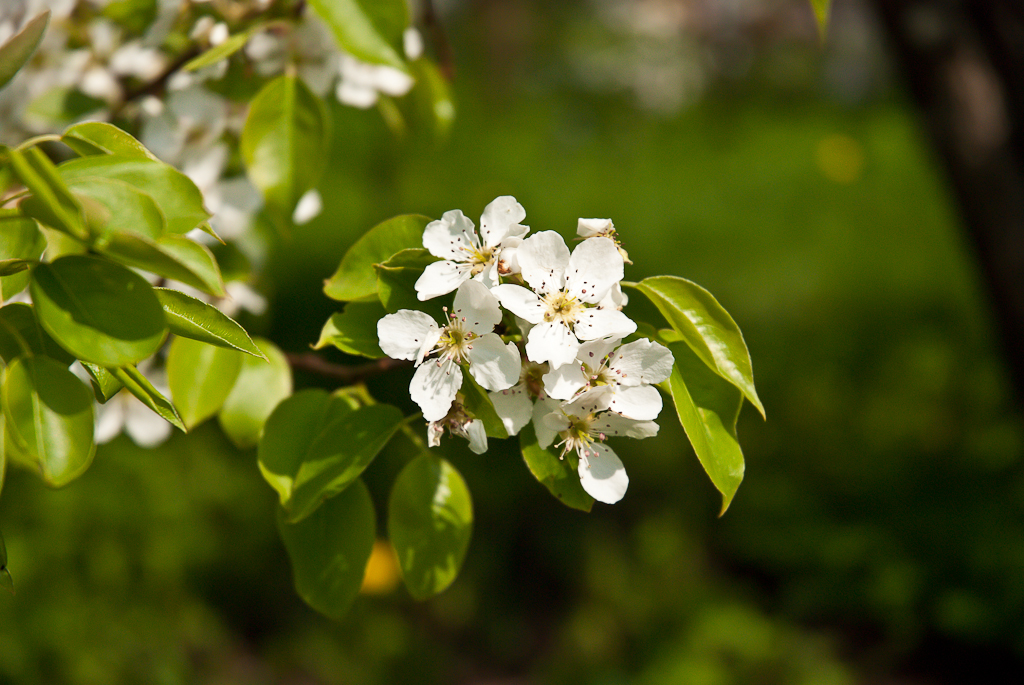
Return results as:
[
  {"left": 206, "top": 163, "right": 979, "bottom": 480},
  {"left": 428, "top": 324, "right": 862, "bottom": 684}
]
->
[
  {"left": 634, "top": 276, "right": 764, "bottom": 418},
  {"left": 7, "top": 146, "right": 87, "bottom": 239},
  {"left": 375, "top": 248, "right": 438, "bottom": 313},
  {"left": 31, "top": 255, "right": 167, "bottom": 366},
  {"left": 401, "top": 58, "right": 455, "bottom": 139},
  {"left": 286, "top": 403, "right": 404, "bottom": 523},
  {"left": 389, "top": 452, "right": 472, "bottom": 600},
  {"left": 61, "top": 121, "right": 156, "bottom": 159},
  {"left": 460, "top": 373, "right": 508, "bottom": 440},
  {"left": 218, "top": 338, "right": 292, "bottom": 449},
  {"left": 101, "top": 233, "right": 225, "bottom": 296},
  {"left": 308, "top": 0, "right": 408, "bottom": 71},
  {"left": 0, "top": 527, "right": 12, "bottom": 594},
  {"left": 259, "top": 390, "right": 338, "bottom": 503},
  {"left": 0, "top": 10, "right": 49, "bottom": 91},
  {"left": 324, "top": 214, "right": 430, "bottom": 301},
  {"left": 0, "top": 217, "right": 45, "bottom": 300},
  {"left": 154, "top": 288, "right": 264, "bottom": 358},
  {"left": 58, "top": 155, "right": 210, "bottom": 235},
  {"left": 519, "top": 422, "right": 593, "bottom": 512},
  {"left": 184, "top": 26, "right": 262, "bottom": 71},
  {"left": 110, "top": 365, "right": 185, "bottom": 432},
  {"left": 0, "top": 302, "right": 75, "bottom": 365},
  {"left": 79, "top": 362, "right": 122, "bottom": 402},
  {"left": 166, "top": 335, "right": 243, "bottom": 429},
  {"left": 1, "top": 356, "right": 95, "bottom": 487},
  {"left": 67, "top": 176, "right": 165, "bottom": 241},
  {"left": 240, "top": 75, "right": 330, "bottom": 227},
  {"left": 662, "top": 341, "right": 745, "bottom": 516},
  {"left": 278, "top": 477, "right": 375, "bottom": 620},
  {"left": 811, "top": 0, "right": 831, "bottom": 41},
  {"left": 314, "top": 300, "right": 387, "bottom": 358}
]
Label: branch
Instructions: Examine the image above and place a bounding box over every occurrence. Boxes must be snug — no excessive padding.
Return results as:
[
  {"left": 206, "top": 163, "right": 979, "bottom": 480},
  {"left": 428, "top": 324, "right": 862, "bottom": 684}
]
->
[
  {"left": 110, "top": 46, "right": 201, "bottom": 118},
  {"left": 285, "top": 352, "right": 410, "bottom": 383},
  {"left": 422, "top": 0, "right": 455, "bottom": 81}
]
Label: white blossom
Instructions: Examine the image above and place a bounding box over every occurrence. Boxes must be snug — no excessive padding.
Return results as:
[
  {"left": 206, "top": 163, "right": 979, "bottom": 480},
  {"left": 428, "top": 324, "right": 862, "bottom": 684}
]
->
[
  {"left": 488, "top": 360, "right": 561, "bottom": 448},
  {"left": 415, "top": 196, "right": 530, "bottom": 300},
  {"left": 491, "top": 233, "right": 635, "bottom": 369},
  {"left": 378, "top": 281, "right": 520, "bottom": 421},
  {"left": 427, "top": 401, "right": 488, "bottom": 454}
]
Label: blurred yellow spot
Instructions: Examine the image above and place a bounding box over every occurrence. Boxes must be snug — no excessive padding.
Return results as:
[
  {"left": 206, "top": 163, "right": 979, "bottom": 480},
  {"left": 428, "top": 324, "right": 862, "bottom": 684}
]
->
[
  {"left": 815, "top": 134, "right": 865, "bottom": 184},
  {"left": 361, "top": 539, "right": 401, "bottom": 595}
]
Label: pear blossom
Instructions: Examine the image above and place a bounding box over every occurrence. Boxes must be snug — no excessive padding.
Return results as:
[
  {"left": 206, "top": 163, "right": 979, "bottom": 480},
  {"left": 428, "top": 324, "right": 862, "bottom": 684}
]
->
[
  {"left": 427, "top": 401, "right": 488, "bottom": 454},
  {"left": 577, "top": 217, "right": 631, "bottom": 264},
  {"left": 414, "top": 196, "right": 530, "bottom": 300},
  {"left": 488, "top": 359, "right": 562, "bottom": 448},
  {"left": 491, "top": 233, "right": 636, "bottom": 369},
  {"left": 543, "top": 337, "right": 673, "bottom": 420},
  {"left": 542, "top": 394, "right": 659, "bottom": 504},
  {"left": 378, "top": 281, "right": 521, "bottom": 421}
]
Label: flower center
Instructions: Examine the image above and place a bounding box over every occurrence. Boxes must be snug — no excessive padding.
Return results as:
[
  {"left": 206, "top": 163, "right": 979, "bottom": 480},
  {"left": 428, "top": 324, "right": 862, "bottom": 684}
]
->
[
  {"left": 433, "top": 310, "right": 476, "bottom": 363},
  {"left": 465, "top": 245, "right": 495, "bottom": 275},
  {"left": 541, "top": 291, "right": 583, "bottom": 328},
  {"left": 557, "top": 413, "right": 599, "bottom": 461}
]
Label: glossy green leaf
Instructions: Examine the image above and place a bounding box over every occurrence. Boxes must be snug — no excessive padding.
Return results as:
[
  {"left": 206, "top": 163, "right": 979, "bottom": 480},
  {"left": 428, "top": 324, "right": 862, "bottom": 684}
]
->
[
  {"left": 278, "top": 477, "right": 375, "bottom": 620},
  {"left": 183, "top": 25, "right": 262, "bottom": 71},
  {"left": 101, "top": 233, "right": 225, "bottom": 296},
  {"left": 2, "top": 356, "right": 95, "bottom": 487},
  {"left": 375, "top": 248, "right": 438, "bottom": 313},
  {"left": 0, "top": 416, "right": 7, "bottom": 496},
  {"left": 314, "top": 300, "right": 387, "bottom": 358},
  {"left": 308, "top": 0, "right": 408, "bottom": 71},
  {"left": 154, "top": 288, "right": 264, "bottom": 358},
  {"left": 324, "top": 214, "right": 430, "bottom": 301},
  {"left": 259, "top": 390, "right": 338, "bottom": 503},
  {"left": 240, "top": 75, "right": 330, "bottom": 226},
  {"left": 0, "top": 527, "right": 11, "bottom": 594},
  {"left": 389, "top": 452, "right": 473, "bottom": 600},
  {"left": 8, "top": 146, "right": 87, "bottom": 239},
  {"left": 31, "top": 255, "right": 166, "bottom": 366},
  {"left": 460, "top": 373, "right": 508, "bottom": 440},
  {"left": 61, "top": 121, "right": 155, "bottom": 159},
  {"left": 519, "top": 422, "right": 593, "bottom": 512},
  {"left": 811, "top": 0, "right": 831, "bottom": 41},
  {"left": 110, "top": 365, "right": 185, "bottom": 432},
  {"left": 0, "top": 302, "right": 75, "bottom": 365},
  {"left": 166, "top": 335, "right": 243, "bottom": 429},
  {"left": 218, "top": 338, "right": 292, "bottom": 448},
  {"left": 68, "top": 176, "right": 165, "bottom": 240},
  {"left": 0, "top": 217, "right": 45, "bottom": 300},
  {"left": 0, "top": 10, "right": 49, "bottom": 91},
  {"left": 635, "top": 276, "right": 764, "bottom": 418},
  {"left": 286, "top": 403, "right": 404, "bottom": 523},
  {"left": 58, "top": 155, "right": 210, "bottom": 235},
  {"left": 663, "top": 341, "right": 745, "bottom": 515},
  {"left": 80, "top": 361, "right": 122, "bottom": 402}
]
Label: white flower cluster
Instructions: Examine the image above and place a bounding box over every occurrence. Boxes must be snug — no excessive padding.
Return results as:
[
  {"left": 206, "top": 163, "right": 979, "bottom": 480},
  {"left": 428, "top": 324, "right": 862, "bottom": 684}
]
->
[{"left": 377, "top": 197, "right": 673, "bottom": 504}]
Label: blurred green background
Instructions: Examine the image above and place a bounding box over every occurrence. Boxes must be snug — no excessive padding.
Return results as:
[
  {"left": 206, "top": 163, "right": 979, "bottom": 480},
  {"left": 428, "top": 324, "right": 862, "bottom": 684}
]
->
[{"left": 3, "top": 0, "right": 1023, "bottom": 683}]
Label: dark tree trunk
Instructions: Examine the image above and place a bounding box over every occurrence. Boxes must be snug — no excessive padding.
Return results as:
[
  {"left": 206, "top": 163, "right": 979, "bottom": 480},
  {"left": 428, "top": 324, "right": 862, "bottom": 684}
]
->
[{"left": 868, "top": 0, "right": 1024, "bottom": 399}]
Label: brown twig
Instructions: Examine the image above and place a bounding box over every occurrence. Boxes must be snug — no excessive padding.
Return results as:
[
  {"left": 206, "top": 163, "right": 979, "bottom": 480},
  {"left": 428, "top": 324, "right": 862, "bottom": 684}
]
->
[
  {"left": 285, "top": 352, "right": 410, "bottom": 383},
  {"left": 422, "top": 0, "right": 455, "bottom": 82},
  {"left": 109, "top": 46, "right": 202, "bottom": 119}
]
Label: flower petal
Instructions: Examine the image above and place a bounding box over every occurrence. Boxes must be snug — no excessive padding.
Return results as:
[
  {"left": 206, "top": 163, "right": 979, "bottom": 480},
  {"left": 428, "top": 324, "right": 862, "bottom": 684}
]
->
[
  {"left": 489, "top": 383, "right": 534, "bottom": 436},
  {"left": 578, "top": 443, "right": 628, "bottom": 504},
  {"left": 453, "top": 280, "right": 502, "bottom": 335},
  {"left": 577, "top": 218, "right": 613, "bottom": 238},
  {"left": 410, "top": 358, "right": 462, "bottom": 421},
  {"left": 566, "top": 237, "right": 624, "bottom": 304},
  {"left": 464, "top": 420, "right": 488, "bottom": 454},
  {"left": 542, "top": 362, "right": 588, "bottom": 400},
  {"left": 422, "top": 209, "right": 478, "bottom": 260},
  {"left": 415, "top": 259, "right": 472, "bottom": 300},
  {"left": 526, "top": 321, "right": 579, "bottom": 368},
  {"left": 592, "top": 412, "right": 659, "bottom": 440},
  {"left": 378, "top": 310, "right": 440, "bottom": 361},
  {"left": 573, "top": 307, "right": 637, "bottom": 341},
  {"left": 479, "top": 196, "right": 527, "bottom": 248},
  {"left": 533, "top": 396, "right": 562, "bottom": 448},
  {"left": 609, "top": 338, "right": 674, "bottom": 385},
  {"left": 468, "top": 334, "right": 521, "bottom": 391},
  {"left": 609, "top": 384, "right": 663, "bottom": 421},
  {"left": 518, "top": 231, "right": 570, "bottom": 294},
  {"left": 577, "top": 337, "right": 621, "bottom": 368},
  {"left": 491, "top": 284, "right": 545, "bottom": 323}
]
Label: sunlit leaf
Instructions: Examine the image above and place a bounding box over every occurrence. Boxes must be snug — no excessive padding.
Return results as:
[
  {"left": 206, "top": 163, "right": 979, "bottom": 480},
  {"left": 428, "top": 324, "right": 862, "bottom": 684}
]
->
[
  {"left": 662, "top": 341, "right": 745, "bottom": 515},
  {"left": 278, "top": 478, "right": 376, "bottom": 620},
  {"left": 154, "top": 288, "right": 264, "bottom": 358},
  {"left": 240, "top": 75, "right": 330, "bottom": 227},
  {"left": 110, "top": 365, "right": 185, "bottom": 432},
  {"left": 79, "top": 361, "right": 122, "bottom": 402},
  {"left": 31, "top": 255, "right": 167, "bottom": 366},
  {"left": 68, "top": 176, "right": 165, "bottom": 240},
  {"left": 375, "top": 248, "right": 437, "bottom": 313},
  {"left": 0, "top": 218, "right": 45, "bottom": 300},
  {"left": 218, "top": 338, "right": 292, "bottom": 449},
  {"left": 8, "top": 146, "right": 87, "bottom": 239},
  {"left": 389, "top": 452, "right": 472, "bottom": 600},
  {"left": 0, "top": 10, "right": 49, "bottom": 91},
  {"left": 166, "top": 335, "right": 243, "bottom": 429},
  {"left": 308, "top": 0, "right": 408, "bottom": 71},
  {"left": 61, "top": 121, "right": 156, "bottom": 159},
  {"left": 460, "top": 373, "right": 508, "bottom": 440},
  {"left": 1, "top": 356, "right": 95, "bottom": 487},
  {"left": 314, "top": 300, "right": 387, "bottom": 358},
  {"left": 0, "top": 302, "right": 75, "bottom": 365},
  {"left": 101, "top": 233, "right": 225, "bottom": 296},
  {"left": 519, "top": 422, "right": 593, "bottom": 512},
  {"left": 324, "top": 214, "right": 430, "bottom": 301},
  {"left": 635, "top": 276, "right": 764, "bottom": 418}
]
